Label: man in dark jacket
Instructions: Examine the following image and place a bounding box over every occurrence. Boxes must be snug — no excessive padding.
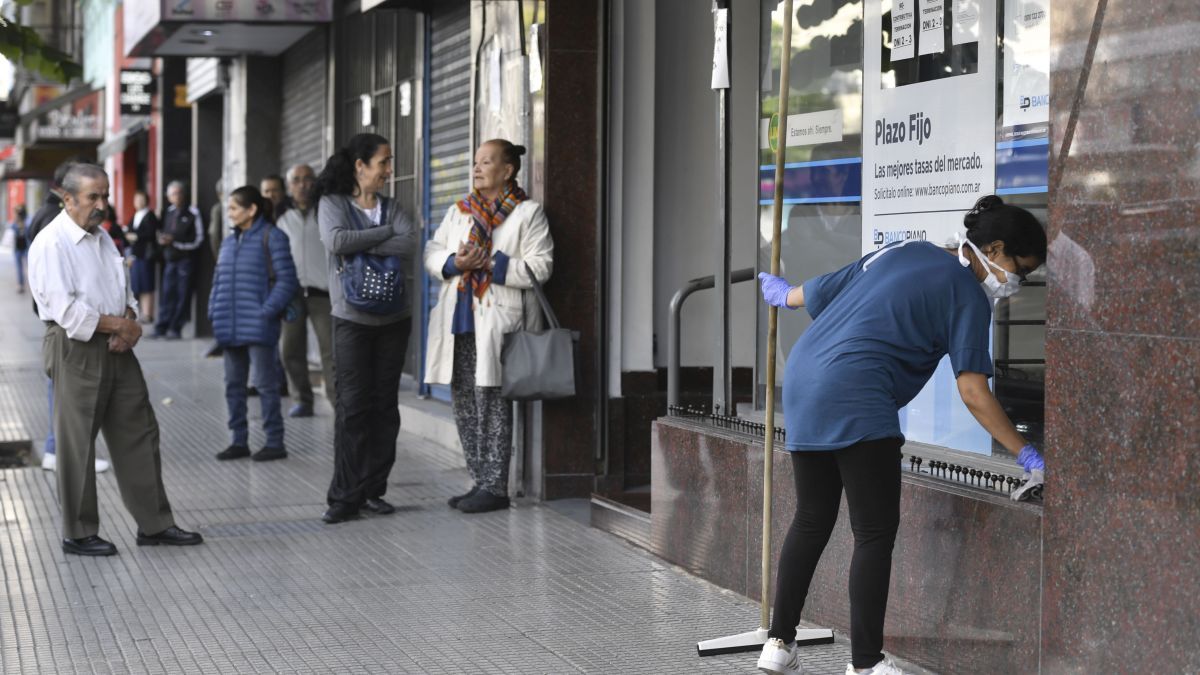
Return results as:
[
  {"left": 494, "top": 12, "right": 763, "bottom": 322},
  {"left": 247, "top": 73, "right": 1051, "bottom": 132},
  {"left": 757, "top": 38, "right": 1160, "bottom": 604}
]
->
[{"left": 153, "top": 180, "right": 204, "bottom": 339}]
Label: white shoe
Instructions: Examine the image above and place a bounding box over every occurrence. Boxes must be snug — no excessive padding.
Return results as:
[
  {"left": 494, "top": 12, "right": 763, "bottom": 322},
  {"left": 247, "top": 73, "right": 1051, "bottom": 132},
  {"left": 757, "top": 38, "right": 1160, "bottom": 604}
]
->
[
  {"left": 1011, "top": 468, "right": 1044, "bottom": 502},
  {"left": 758, "top": 638, "right": 808, "bottom": 675},
  {"left": 845, "top": 657, "right": 910, "bottom": 675},
  {"left": 39, "top": 454, "right": 112, "bottom": 474}
]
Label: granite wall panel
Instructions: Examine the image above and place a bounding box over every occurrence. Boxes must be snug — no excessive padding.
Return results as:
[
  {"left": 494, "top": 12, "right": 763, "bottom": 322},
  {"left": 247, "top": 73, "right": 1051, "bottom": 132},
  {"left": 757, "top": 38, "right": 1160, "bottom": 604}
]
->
[
  {"left": 652, "top": 418, "right": 1042, "bottom": 674},
  {"left": 1043, "top": 0, "right": 1200, "bottom": 671},
  {"left": 540, "top": 0, "right": 601, "bottom": 498}
]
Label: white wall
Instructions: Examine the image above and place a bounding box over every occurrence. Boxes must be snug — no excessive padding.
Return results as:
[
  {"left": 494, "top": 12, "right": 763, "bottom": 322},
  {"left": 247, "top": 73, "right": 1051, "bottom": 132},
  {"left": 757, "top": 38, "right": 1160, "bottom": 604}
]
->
[
  {"left": 650, "top": 0, "right": 759, "bottom": 369},
  {"left": 608, "top": 0, "right": 658, "bottom": 397}
]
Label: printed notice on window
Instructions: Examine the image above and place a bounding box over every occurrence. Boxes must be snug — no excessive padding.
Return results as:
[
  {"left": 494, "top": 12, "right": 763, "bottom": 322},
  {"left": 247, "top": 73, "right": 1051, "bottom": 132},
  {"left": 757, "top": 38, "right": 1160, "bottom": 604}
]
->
[
  {"left": 1002, "top": 0, "right": 1050, "bottom": 126},
  {"left": 864, "top": 0, "right": 998, "bottom": 454},
  {"left": 952, "top": 0, "right": 980, "bottom": 44},
  {"left": 891, "top": 0, "right": 915, "bottom": 61},
  {"left": 918, "top": 0, "right": 945, "bottom": 55}
]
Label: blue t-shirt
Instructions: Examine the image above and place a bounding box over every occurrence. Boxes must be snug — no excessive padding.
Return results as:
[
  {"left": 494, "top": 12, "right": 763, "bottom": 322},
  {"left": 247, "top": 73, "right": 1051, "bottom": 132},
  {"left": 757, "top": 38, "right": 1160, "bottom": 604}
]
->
[{"left": 783, "top": 240, "right": 994, "bottom": 451}]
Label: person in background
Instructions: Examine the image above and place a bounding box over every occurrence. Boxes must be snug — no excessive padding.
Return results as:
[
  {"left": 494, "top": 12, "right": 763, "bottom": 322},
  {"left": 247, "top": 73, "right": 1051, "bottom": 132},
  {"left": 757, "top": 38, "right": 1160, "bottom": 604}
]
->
[
  {"left": 753, "top": 195, "right": 1047, "bottom": 675},
  {"left": 27, "top": 157, "right": 110, "bottom": 474},
  {"left": 315, "top": 133, "right": 415, "bottom": 524},
  {"left": 209, "top": 186, "right": 298, "bottom": 462},
  {"left": 261, "top": 174, "right": 289, "bottom": 221},
  {"left": 10, "top": 205, "right": 28, "bottom": 293},
  {"left": 27, "top": 163, "right": 202, "bottom": 556},
  {"left": 208, "top": 178, "right": 225, "bottom": 259},
  {"left": 205, "top": 179, "right": 226, "bottom": 359},
  {"left": 127, "top": 190, "right": 160, "bottom": 325},
  {"left": 276, "top": 163, "right": 336, "bottom": 418},
  {"left": 154, "top": 180, "right": 204, "bottom": 340},
  {"left": 100, "top": 205, "right": 128, "bottom": 256},
  {"left": 423, "top": 139, "right": 554, "bottom": 514}
]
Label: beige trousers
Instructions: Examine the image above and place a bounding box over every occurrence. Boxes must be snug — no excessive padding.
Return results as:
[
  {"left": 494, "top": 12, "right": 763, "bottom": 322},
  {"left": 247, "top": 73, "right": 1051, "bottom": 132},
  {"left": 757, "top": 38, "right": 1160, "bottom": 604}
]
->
[{"left": 43, "top": 324, "right": 176, "bottom": 539}]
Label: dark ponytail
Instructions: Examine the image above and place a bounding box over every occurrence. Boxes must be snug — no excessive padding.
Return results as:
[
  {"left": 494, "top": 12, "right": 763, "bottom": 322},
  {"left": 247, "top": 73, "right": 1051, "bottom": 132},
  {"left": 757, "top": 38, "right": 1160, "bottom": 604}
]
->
[
  {"left": 313, "top": 133, "right": 390, "bottom": 203},
  {"left": 229, "top": 185, "right": 273, "bottom": 224},
  {"left": 963, "top": 195, "right": 1047, "bottom": 261},
  {"left": 484, "top": 138, "right": 527, "bottom": 184}
]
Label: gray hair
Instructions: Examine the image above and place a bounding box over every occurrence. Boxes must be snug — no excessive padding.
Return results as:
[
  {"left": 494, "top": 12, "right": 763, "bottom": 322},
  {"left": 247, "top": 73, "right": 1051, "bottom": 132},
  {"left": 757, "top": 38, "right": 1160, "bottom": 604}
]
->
[
  {"left": 61, "top": 164, "right": 108, "bottom": 197},
  {"left": 285, "top": 164, "right": 314, "bottom": 182},
  {"left": 167, "top": 180, "right": 187, "bottom": 194}
]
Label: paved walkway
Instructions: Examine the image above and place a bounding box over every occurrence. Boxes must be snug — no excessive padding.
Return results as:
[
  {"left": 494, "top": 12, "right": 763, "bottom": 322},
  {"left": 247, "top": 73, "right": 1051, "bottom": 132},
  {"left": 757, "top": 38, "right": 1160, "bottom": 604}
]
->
[{"left": 0, "top": 253, "right": 856, "bottom": 674}]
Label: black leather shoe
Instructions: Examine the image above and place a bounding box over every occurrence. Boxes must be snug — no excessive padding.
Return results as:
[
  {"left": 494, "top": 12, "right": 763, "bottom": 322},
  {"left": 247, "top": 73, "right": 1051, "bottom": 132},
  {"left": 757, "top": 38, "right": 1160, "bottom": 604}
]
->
[
  {"left": 62, "top": 535, "right": 117, "bottom": 556},
  {"left": 457, "top": 490, "right": 510, "bottom": 514},
  {"left": 363, "top": 498, "right": 396, "bottom": 515},
  {"left": 216, "top": 444, "right": 250, "bottom": 461},
  {"left": 321, "top": 503, "right": 360, "bottom": 524},
  {"left": 136, "top": 526, "right": 203, "bottom": 546},
  {"left": 251, "top": 446, "right": 287, "bottom": 462},
  {"left": 447, "top": 485, "right": 480, "bottom": 508}
]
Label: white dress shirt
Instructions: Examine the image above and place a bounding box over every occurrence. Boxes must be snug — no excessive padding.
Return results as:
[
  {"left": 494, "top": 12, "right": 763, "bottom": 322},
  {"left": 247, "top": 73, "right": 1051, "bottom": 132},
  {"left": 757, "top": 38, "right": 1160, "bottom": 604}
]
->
[{"left": 27, "top": 210, "right": 138, "bottom": 341}]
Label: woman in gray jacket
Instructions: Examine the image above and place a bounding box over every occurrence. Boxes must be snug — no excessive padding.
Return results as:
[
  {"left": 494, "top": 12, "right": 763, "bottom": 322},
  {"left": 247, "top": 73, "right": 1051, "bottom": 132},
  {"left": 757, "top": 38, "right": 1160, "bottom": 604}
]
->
[{"left": 315, "top": 133, "right": 416, "bottom": 524}]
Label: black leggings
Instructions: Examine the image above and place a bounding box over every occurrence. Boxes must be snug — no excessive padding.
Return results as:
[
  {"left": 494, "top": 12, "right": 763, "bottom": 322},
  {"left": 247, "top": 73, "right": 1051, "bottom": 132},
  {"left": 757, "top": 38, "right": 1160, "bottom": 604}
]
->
[{"left": 768, "top": 437, "right": 902, "bottom": 669}]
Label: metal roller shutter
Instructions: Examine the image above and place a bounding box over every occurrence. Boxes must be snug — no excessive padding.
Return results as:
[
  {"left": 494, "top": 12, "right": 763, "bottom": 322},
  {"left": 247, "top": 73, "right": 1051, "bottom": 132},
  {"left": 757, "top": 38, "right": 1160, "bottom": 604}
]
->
[
  {"left": 280, "top": 28, "right": 328, "bottom": 172},
  {"left": 429, "top": 1, "right": 471, "bottom": 223}
]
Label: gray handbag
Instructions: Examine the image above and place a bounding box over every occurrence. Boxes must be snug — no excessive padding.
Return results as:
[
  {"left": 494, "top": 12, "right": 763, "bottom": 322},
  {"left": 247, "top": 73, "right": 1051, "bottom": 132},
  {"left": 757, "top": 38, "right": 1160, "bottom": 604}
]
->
[{"left": 500, "top": 263, "right": 578, "bottom": 401}]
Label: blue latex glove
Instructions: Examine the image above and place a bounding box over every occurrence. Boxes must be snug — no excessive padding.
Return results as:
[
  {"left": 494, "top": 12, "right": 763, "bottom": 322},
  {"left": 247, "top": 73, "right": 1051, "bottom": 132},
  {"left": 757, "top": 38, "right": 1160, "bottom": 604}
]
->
[
  {"left": 1017, "top": 444, "right": 1045, "bottom": 472},
  {"left": 758, "top": 272, "right": 795, "bottom": 309}
]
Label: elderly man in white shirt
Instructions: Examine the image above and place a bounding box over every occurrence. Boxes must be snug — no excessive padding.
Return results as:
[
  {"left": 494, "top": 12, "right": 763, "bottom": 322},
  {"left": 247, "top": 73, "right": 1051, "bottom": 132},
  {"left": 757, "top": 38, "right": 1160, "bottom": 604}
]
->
[{"left": 27, "top": 163, "right": 203, "bottom": 557}]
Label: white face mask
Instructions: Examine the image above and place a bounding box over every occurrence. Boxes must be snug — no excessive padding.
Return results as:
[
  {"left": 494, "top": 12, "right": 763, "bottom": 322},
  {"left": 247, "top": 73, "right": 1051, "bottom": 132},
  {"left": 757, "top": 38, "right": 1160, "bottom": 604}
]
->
[{"left": 958, "top": 237, "right": 1022, "bottom": 299}]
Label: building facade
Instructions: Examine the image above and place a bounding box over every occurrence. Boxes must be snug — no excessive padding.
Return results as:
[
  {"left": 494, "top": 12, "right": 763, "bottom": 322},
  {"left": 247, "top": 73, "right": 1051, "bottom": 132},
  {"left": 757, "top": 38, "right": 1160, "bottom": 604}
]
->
[{"left": 3, "top": 1, "right": 1194, "bottom": 670}]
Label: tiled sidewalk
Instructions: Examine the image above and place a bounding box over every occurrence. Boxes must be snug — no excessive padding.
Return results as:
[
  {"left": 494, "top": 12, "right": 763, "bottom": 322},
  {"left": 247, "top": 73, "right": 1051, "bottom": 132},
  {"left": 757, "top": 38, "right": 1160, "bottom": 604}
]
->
[{"left": 0, "top": 254, "right": 856, "bottom": 674}]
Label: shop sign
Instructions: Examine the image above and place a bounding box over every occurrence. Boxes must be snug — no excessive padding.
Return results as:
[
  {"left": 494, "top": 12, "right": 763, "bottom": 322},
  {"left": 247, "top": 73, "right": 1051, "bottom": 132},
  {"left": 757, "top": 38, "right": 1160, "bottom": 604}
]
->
[
  {"left": 119, "top": 70, "right": 156, "bottom": 116},
  {"left": 0, "top": 106, "right": 18, "bottom": 139},
  {"left": 30, "top": 91, "right": 104, "bottom": 143},
  {"left": 163, "top": 0, "right": 332, "bottom": 22}
]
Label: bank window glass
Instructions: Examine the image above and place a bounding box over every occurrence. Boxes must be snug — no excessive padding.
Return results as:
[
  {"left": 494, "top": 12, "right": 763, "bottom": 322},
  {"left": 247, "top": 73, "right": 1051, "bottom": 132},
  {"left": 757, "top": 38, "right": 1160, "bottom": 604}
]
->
[
  {"left": 756, "top": 0, "right": 1049, "bottom": 463},
  {"left": 756, "top": 0, "right": 865, "bottom": 405}
]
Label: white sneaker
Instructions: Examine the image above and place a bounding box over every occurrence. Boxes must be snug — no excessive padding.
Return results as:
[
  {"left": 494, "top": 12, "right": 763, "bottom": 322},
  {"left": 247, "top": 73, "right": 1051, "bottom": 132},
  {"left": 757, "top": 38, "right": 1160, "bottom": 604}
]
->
[
  {"left": 758, "top": 638, "right": 808, "bottom": 675},
  {"left": 40, "top": 454, "right": 112, "bottom": 474},
  {"left": 1011, "top": 469, "right": 1044, "bottom": 502},
  {"left": 845, "top": 657, "right": 910, "bottom": 675}
]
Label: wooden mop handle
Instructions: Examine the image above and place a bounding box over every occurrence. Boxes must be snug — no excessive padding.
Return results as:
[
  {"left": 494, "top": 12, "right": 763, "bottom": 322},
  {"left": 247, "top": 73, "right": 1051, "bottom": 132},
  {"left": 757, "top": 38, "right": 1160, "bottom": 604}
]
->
[{"left": 761, "top": 0, "right": 793, "bottom": 632}]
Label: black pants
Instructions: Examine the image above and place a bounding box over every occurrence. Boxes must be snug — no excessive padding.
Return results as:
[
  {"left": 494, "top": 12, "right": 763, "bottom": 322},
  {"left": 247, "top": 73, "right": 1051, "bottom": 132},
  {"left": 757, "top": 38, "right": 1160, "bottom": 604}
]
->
[
  {"left": 326, "top": 317, "right": 410, "bottom": 508},
  {"left": 768, "top": 437, "right": 902, "bottom": 669}
]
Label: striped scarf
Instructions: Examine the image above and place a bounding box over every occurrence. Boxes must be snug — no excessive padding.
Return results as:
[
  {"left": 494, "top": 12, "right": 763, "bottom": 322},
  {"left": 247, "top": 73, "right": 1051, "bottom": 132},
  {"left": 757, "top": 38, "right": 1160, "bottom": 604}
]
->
[{"left": 456, "top": 183, "right": 528, "bottom": 302}]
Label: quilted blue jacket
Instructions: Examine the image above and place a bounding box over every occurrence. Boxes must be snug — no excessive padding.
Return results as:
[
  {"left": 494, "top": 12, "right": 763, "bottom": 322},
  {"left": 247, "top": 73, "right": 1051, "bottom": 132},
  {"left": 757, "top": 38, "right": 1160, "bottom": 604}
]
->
[{"left": 209, "top": 217, "right": 298, "bottom": 347}]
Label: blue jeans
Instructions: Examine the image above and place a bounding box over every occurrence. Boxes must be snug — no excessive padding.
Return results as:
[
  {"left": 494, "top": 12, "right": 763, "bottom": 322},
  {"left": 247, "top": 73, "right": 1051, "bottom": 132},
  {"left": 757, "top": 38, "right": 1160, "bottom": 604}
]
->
[
  {"left": 223, "top": 344, "right": 284, "bottom": 448},
  {"left": 14, "top": 250, "right": 26, "bottom": 287},
  {"left": 45, "top": 378, "right": 55, "bottom": 456},
  {"left": 156, "top": 256, "right": 194, "bottom": 335}
]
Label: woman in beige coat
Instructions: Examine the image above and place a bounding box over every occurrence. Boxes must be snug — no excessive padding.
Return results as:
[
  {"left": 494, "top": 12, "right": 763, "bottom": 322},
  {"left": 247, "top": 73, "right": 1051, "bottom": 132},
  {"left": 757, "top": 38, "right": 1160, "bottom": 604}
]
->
[{"left": 423, "top": 139, "right": 553, "bottom": 513}]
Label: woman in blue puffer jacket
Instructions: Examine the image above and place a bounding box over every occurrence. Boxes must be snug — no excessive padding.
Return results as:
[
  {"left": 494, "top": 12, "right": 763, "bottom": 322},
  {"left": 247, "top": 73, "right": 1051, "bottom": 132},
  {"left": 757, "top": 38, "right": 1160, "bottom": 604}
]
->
[{"left": 209, "top": 185, "right": 299, "bottom": 463}]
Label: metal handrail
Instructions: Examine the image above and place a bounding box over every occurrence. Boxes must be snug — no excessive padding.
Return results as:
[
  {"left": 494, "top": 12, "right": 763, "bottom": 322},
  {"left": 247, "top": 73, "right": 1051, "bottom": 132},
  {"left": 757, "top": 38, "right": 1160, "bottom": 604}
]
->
[{"left": 667, "top": 267, "right": 756, "bottom": 407}]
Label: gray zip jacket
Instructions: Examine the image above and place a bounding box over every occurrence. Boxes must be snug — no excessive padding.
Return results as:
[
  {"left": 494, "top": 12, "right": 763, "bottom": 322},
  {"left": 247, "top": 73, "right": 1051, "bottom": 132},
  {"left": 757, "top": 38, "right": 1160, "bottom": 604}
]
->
[{"left": 318, "top": 193, "right": 416, "bottom": 325}]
